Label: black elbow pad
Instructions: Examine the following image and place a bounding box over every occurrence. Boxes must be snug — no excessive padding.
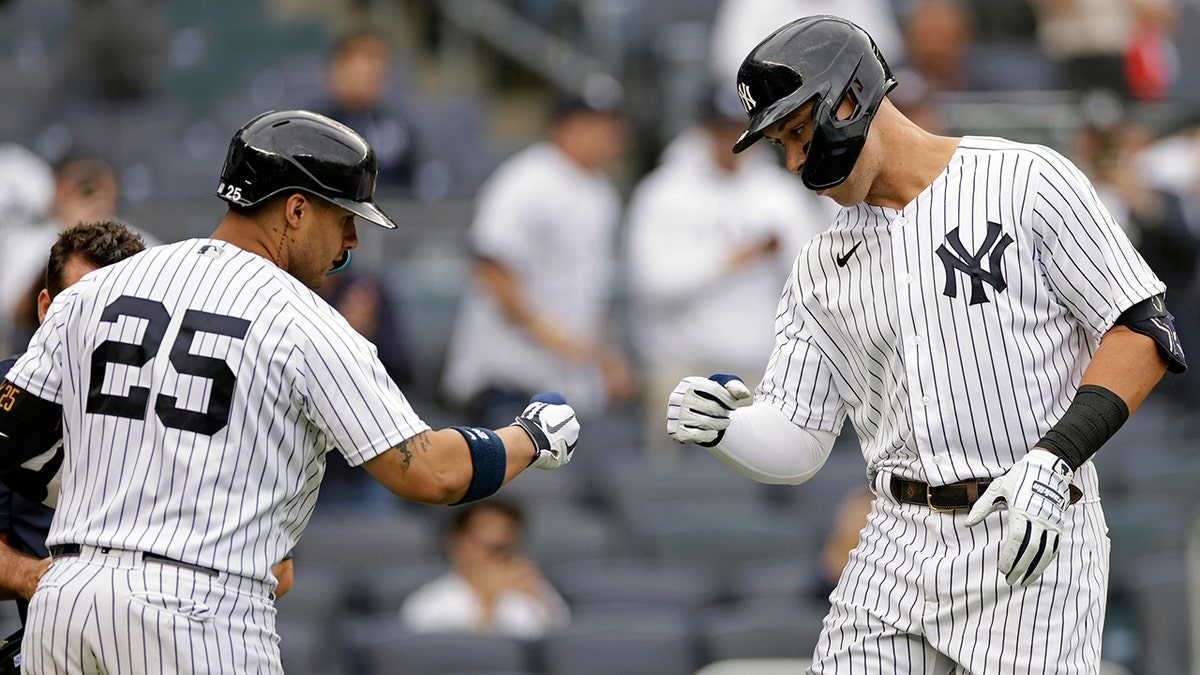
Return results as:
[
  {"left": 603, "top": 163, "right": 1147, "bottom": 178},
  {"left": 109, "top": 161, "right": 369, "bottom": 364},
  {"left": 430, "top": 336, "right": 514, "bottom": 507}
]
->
[
  {"left": 0, "top": 379, "right": 64, "bottom": 472},
  {"left": 1116, "top": 294, "right": 1187, "bottom": 374}
]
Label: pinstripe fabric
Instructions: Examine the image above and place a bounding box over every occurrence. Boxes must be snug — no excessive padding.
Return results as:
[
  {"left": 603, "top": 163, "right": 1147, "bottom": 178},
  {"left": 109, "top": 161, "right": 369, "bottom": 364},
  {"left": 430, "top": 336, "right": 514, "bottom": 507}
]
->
[
  {"left": 26, "top": 548, "right": 279, "bottom": 674},
  {"left": 752, "top": 137, "right": 1153, "bottom": 672},
  {"left": 6, "top": 239, "right": 431, "bottom": 673}
]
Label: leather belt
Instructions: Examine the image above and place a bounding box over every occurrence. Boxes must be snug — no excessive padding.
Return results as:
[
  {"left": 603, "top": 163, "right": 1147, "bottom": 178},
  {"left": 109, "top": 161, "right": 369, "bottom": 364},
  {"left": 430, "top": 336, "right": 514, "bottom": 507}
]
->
[
  {"left": 890, "top": 476, "right": 1083, "bottom": 511},
  {"left": 49, "top": 543, "right": 219, "bottom": 577}
]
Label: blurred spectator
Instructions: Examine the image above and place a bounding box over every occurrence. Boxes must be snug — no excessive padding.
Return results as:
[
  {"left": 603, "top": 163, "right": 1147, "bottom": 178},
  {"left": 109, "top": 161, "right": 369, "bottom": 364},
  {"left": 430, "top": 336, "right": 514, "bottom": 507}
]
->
[
  {"left": 2, "top": 155, "right": 118, "bottom": 341},
  {"left": 400, "top": 497, "right": 570, "bottom": 639},
  {"left": 625, "top": 86, "right": 833, "bottom": 460},
  {"left": 317, "top": 268, "right": 416, "bottom": 388},
  {"left": 1073, "top": 93, "right": 1200, "bottom": 405},
  {"left": 441, "top": 91, "right": 635, "bottom": 428},
  {"left": 312, "top": 28, "right": 422, "bottom": 194},
  {"left": 899, "top": 0, "right": 978, "bottom": 93},
  {"left": 709, "top": 0, "right": 907, "bottom": 87},
  {"left": 1028, "top": 0, "right": 1179, "bottom": 100},
  {"left": 52, "top": 0, "right": 169, "bottom": 103}
]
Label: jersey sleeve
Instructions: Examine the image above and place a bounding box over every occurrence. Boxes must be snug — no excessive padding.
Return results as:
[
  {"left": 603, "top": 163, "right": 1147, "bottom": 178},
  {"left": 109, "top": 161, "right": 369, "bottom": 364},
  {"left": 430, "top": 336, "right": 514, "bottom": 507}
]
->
[
  {"left": 3, "top": 295, "right": 70, "bottom": 402},
  {"left": 755, "top": 271, "right": 847, "bottom": 433},
  {"left": 298, "top": 310, "right": 430, "bottom": 467},
  {"left": 1029, "top": 150, "right": 1166, "bottom": 337}
]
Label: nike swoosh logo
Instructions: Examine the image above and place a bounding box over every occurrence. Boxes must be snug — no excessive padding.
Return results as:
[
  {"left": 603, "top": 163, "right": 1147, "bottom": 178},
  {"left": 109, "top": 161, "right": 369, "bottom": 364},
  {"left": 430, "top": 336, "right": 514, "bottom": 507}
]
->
[
  {"left": 546, "top": 414, "right": 576, "bottom": 433},
  {"left": 836, "top": 241, "right": 862, "bottom": 267}
]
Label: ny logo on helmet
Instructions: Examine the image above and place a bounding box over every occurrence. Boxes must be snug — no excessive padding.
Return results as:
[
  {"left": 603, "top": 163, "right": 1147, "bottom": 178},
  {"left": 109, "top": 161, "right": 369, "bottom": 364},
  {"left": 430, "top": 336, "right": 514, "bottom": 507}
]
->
[
  {"left": 935, "top": 222, "right": 1014, "bottom": 305},
  {"left": 737, "top": 83, "right": 756, "bottom": 113}
]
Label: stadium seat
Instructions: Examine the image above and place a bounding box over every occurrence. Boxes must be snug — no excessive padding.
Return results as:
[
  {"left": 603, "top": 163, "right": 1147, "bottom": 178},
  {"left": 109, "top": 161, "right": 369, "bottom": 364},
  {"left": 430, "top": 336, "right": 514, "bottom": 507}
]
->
[
  {"left": 699, "top": 600, "right": 827, "bottom": 662},
  {"left": 539, "top": 606, "right": 697, "bottom": 675},
  {"left": 547, "top": 557, "right": 718, "bottom": 610}
]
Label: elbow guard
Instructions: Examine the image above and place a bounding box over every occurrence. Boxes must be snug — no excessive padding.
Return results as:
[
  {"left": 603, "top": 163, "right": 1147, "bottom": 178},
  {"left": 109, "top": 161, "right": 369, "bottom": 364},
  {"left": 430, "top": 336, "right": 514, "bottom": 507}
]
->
[
  {"left": 0, "top": 379, "right": 63, "bottom": 472},
  {"left": 1116, "top": 294, "right": 1187, "bottom": 373}
]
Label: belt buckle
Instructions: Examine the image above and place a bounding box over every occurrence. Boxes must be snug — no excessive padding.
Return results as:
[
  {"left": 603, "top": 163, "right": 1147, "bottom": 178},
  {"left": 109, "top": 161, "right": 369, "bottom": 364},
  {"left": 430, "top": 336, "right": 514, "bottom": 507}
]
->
[{"left": 925, "top": 484, "right": 956, "bottom": 513}]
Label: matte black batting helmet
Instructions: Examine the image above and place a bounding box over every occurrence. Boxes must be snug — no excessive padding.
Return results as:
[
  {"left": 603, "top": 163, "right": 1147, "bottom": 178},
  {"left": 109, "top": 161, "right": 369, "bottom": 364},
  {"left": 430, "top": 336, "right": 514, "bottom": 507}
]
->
[
  {"left": 732, "top": 15, "right": 897, "bottom": 190},
  {"left": 216, "top": 109, "right": 397, "bottom": 229}
]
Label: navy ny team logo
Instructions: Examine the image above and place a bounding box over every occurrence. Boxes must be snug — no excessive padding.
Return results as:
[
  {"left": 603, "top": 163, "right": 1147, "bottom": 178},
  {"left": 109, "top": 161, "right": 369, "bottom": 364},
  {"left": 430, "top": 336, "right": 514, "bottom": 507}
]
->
[{"left": 935, "top": 222, "right": 1014, "bottom": 305}]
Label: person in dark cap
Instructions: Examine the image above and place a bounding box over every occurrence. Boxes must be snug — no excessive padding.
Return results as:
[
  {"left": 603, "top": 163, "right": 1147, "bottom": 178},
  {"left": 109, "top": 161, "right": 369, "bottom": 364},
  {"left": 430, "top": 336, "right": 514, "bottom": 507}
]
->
[{"left": 442, "top": 88, "right": 635, "bottom": 429}]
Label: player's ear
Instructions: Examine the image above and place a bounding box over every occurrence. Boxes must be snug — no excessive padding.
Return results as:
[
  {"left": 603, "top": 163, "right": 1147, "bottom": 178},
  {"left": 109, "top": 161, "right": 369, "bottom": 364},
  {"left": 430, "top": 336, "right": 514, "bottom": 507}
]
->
[
  {"left": 37, "top": 288, "right": 53, "bottom": 324},
  {"left": 282, "top": 192, "right": 310, "bottom": 229}
]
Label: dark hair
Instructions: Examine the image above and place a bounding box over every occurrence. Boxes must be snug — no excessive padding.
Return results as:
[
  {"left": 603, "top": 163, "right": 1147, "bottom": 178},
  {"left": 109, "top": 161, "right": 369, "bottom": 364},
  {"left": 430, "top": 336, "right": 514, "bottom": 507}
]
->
[
  {"left": 45, "top": 220, "right": 145, "bottom": 298},
  {"left": 329, "top": 27, "right": 390, "bottom": 60},
  {"left": 448, "top": 497, "right": 525, "bottom": 536}
]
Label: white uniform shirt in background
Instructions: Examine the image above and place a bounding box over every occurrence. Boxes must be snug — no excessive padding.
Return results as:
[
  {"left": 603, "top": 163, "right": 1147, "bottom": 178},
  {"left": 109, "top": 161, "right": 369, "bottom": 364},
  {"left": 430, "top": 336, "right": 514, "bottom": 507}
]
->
[
  {"left": 627, "top": 128, "right": 833, "bottom": 373},
  {"left": 400, "top": 571, "right": 571, "bottom": 640},
  {"left": 442, "top": 142, "right": 622, "bottom": 417}
]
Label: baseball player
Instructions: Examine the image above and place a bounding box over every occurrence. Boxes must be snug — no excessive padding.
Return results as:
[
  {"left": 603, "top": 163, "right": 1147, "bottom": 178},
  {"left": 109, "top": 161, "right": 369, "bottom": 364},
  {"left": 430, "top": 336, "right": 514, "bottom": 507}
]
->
[
  {"left": 0, "top": 110, "right": 580, "bottom": 674},
  {"left": 668, "top": 16, "right": 1185, "bottom": 673}
]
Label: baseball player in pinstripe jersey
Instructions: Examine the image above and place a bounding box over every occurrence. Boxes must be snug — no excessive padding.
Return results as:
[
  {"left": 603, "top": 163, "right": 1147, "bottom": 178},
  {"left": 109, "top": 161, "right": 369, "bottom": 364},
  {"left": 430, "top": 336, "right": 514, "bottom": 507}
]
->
[
  {"left": 668, "top": 16, "right": 1186, "bottom": 674},
  {"left": 0, "top": 110, "right": 580, "bottom": 674}
]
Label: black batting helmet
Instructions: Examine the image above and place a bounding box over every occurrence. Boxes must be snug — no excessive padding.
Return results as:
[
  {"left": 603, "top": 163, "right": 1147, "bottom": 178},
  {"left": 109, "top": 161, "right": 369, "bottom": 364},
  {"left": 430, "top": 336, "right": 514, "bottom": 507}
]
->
[
  {"left": 732, "top": 15, "right": 897, "bottom": 190},
  {"left": 216, "top": 109, "right": 397, "bottom": 229}
]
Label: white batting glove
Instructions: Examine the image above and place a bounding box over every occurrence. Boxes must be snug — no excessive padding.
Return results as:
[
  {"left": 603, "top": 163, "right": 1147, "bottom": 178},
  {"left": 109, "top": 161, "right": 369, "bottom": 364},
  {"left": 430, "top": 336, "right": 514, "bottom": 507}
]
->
[
  {"left": 666, "top": 374, "right": 753, "bottom": 447},
  {"left": 513, "top": 392, "right": 579, "bottom": 470},
  {"left": 965, "top": 450, "right": 1074, "bottom": 586}
]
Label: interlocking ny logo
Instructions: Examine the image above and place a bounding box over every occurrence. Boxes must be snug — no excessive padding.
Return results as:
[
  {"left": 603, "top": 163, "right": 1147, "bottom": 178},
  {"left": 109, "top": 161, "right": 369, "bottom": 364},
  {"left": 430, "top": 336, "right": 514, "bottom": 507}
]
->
[
  {"left": 935, "top": 222, "right": 1014, "bottom": 305},
  {"left": 737, "top": 82, "right": 756, "bottom": 113}
]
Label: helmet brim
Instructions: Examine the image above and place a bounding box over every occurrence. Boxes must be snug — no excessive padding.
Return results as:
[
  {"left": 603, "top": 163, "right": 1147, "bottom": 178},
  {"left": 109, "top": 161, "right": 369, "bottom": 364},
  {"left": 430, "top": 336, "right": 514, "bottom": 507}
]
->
[
  {"left": 732, "top": 86, "right": 822, "bottom": 154},
  {"left": 334, "top": 197, "right": 397, "bottom": 229}
]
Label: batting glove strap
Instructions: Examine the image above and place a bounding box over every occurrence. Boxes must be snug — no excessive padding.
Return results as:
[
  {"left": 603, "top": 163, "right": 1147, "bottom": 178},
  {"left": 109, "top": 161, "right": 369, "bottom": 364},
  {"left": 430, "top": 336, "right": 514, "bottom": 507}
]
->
[
  {"left": 965, "top": 451, "right": 1074, "bottom": 586},
  {"left": 513, "top": 399, "right": 579, "bottom": 470},
  {"left": 666, "top": 374, "right": 752, "bottom": 447}
]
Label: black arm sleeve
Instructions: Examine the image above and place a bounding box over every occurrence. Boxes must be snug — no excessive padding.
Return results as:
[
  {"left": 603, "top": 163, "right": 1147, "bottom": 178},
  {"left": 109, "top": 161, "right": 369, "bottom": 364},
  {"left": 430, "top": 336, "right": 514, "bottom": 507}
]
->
[{"left": 0, "top": 379, "right": 63, "bottom": 473}]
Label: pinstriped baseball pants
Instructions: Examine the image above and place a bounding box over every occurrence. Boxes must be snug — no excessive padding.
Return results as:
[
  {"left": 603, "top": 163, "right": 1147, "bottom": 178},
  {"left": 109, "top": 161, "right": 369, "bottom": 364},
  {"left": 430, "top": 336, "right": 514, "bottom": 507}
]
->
[
  {"left": 23, "top": 547, "right": 282, "bottom": 674},
  {"left": 808, "top": 467, "right": 1109, "bottom": 675}
]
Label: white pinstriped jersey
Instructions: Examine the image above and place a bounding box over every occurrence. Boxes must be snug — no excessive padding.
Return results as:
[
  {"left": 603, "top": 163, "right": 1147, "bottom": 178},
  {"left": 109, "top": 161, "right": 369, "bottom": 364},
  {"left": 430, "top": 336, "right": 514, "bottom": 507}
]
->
[
  {"left": 6, "top": 239, "right": 429, "bottom": 582},
  {"left": 758, "top": 136, "right": 1164, "bottom": 487}
]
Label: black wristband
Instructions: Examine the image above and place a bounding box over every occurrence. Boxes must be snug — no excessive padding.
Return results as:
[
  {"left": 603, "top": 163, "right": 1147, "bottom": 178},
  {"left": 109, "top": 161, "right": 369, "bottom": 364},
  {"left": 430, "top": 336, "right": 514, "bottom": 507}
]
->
[
  {"left": 449, "top": 426, "right": 507, "bottom": 505},
  {"left": 1036, "top": 384, "right": 1129, "bottom": 471}
]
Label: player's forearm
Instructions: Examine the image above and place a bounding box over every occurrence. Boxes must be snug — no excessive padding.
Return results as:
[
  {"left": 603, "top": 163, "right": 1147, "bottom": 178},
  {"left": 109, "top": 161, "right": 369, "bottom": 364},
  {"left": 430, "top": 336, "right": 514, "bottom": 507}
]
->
[
  {"left": 713, "top": 402, "right": 836, "bottom": 484},
  {"left": 363, "top": 427, "right": 536, "bottom": 505}
]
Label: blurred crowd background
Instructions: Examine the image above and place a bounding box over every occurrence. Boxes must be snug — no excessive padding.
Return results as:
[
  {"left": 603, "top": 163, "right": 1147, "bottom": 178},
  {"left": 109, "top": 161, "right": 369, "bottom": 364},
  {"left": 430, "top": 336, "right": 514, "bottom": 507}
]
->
[{"left": 2, "top": 0, "right": 1200, "bottom": 673}]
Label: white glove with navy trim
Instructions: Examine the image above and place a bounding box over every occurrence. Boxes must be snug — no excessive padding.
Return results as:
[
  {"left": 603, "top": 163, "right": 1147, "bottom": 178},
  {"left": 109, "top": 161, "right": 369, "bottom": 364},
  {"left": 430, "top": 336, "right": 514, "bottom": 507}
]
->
[
  {"left": 666, "top": 374, "right": 752, "bottom": 447},
  {"left": 513, "top": 392, "right": 579, "bottom": 470},
  {"left": 965, "top": 450, "right": 1074, "bottom": 586}
]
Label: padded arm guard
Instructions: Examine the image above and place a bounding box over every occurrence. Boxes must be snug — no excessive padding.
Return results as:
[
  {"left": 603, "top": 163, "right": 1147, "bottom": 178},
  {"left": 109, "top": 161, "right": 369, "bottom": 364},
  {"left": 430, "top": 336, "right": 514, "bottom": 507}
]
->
[
  {"left": 0, "top": 379, "right": 63, "bottom": 472},
  {"left": 1117, "top": 294, "right": 1187, "bottom": 373}
]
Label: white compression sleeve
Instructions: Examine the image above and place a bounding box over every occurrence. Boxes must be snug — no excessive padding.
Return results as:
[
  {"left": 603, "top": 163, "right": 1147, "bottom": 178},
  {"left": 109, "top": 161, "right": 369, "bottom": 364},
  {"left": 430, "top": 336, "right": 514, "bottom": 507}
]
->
[{"left": 707, "top": 402, "right": 836, "bottom": 485}]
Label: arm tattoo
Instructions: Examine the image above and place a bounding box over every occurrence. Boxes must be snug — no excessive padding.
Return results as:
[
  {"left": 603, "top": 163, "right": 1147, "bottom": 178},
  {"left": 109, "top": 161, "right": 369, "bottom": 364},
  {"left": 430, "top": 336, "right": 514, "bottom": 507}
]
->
[{"left": 393, "top": 432, "right": 433, "bottom": 474}]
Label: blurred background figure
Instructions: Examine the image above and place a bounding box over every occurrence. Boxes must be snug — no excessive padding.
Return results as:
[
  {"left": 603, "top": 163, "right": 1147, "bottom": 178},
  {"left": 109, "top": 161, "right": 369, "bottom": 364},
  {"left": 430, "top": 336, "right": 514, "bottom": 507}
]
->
[
  {"left": 625, "top": 85, "right": 833, "bottom": 461},
  {"left": 400, "top": 498, "right": 570, "bottom": 640},
  {"left": 1028, "top": 0, "right": 1179, "bottom": 100},
  {"left": 312, "top": 28, "right": 423, "bottom": 195},
  {"left": 899, "top": 0, "right": 978, "bottom": 94},
  {"left": 440, "top": 90, "right": 635, "bottom": 429},
  {"left": 1072, "top": 92, "right": 1200, "bottom": 406},
  {"left": 709, "top": 0, "right": 907, "bottom": 87},
  {"left": 0, "top": 153, "right": 151, "bottom": 350},
  {"left": 51, "top": 0, "right": 169, "bottom": 104}
]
